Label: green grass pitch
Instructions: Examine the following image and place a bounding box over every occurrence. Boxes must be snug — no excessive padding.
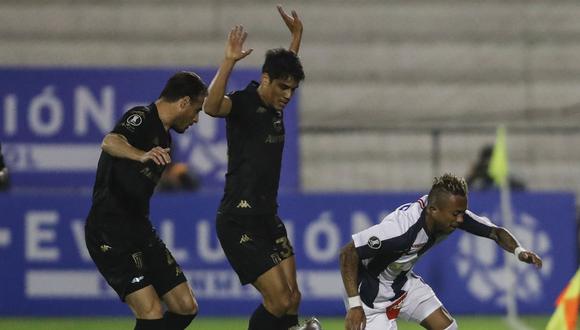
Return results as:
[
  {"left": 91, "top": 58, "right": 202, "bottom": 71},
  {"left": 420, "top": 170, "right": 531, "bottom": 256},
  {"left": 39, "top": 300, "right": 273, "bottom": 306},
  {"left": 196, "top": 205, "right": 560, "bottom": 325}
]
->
[{"left": 0, "top": 316, "right": 554, "bottom": 330}]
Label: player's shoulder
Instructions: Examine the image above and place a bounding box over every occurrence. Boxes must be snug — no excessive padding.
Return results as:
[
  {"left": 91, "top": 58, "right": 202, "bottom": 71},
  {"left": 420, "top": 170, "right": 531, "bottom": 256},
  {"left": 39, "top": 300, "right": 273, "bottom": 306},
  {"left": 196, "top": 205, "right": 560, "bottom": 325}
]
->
[
  {"left": 113, "top": 104, "right": 155, "bottom": 135},
  {"left": 229, "top": 81, "right": 258, "bottom": 97},
  {"left": 381, "top": 195, "right": 427, "bottom": 231},
  {"left": 123, "top": 104, "right": 155, "bottom": 122},
  {"left": 227, "top": 82, "right": 261, "bottom": 117},
  {"left": 465, "top": 209, "right": 497, "bottom": 227},
  {"left": 124, "top": 104, "right": 153, "bottom": 116}
]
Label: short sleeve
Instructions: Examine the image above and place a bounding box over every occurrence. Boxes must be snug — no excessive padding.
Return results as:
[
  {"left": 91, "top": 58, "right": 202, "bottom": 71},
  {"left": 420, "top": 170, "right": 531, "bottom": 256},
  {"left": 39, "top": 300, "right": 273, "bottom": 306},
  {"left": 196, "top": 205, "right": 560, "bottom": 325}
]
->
[
  {"left": 352, "top": 219, "right": 410, "bottom": 259},
  {"left": 459, "top": 210, "right": 498, "bottom": 237},
  {"left": 111, "top": 107, "right": 151, "bottom": 145},
  {"left": 227, "top": 91, "right": 250, "bottom": 120}
]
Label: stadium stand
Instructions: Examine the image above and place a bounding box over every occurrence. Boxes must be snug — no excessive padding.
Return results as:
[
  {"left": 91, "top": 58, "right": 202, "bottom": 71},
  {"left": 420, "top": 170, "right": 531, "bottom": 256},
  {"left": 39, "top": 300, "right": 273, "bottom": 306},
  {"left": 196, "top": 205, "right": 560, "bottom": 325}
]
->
[{"left": 2, "top": 0, "right": 580, "bottom": 193}]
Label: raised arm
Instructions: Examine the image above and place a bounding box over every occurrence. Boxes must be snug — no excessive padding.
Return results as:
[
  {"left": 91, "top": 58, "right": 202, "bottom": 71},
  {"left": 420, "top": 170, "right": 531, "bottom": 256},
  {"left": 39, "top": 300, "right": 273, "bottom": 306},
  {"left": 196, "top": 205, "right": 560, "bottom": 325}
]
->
[
  {"left": 203, "top": 25, "right": 253, "bottom": 118},
  {"left": 339, "top": 241, "right": 366, "bottom": 330},
  {"left": 489, "top": 227, "right": 543, "bottom": 268},
  {"left": 277, "top": 5, "right": 303, "bottom": 55},
  {"left": 102, "top": 133, "right": 171, "bottom": 166}
]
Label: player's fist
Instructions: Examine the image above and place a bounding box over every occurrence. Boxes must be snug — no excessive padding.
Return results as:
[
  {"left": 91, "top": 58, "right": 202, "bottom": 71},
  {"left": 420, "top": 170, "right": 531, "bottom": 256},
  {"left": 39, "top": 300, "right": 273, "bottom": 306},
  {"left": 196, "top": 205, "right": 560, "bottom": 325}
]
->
[{"left": 518, "top": 250, "right": 543, "bottom": 269}]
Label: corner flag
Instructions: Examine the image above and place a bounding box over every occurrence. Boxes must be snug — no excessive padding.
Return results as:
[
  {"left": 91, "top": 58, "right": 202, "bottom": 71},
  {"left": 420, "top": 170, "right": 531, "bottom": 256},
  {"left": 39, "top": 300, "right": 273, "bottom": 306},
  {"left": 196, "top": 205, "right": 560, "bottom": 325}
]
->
[
  {"left": 547, "top": 268, "right": 580, "bottom": 330},
  {"left": 488, "top": 125, "right": 509, "bottom": 187}
]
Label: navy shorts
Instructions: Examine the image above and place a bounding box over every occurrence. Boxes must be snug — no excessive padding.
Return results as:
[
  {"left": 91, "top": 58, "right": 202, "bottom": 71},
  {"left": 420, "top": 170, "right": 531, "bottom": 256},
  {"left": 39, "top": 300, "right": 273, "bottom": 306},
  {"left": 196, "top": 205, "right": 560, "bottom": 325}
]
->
[
  {"left": 216, "top": 212, "right": 294, "bottom": 285},
  {"left": 85, "top": 214, "right": 186, "bottom": 301}
]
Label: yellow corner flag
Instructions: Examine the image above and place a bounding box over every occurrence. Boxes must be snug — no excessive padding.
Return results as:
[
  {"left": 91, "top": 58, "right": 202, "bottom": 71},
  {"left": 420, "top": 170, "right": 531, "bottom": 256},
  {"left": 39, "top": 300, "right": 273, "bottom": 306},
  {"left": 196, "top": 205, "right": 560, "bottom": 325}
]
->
[
  {"left": 547, "top": 268, "right": 580, "bottom": 330},
  {"left": 488, "top": 125, "right": 509, "bottom": 187}
]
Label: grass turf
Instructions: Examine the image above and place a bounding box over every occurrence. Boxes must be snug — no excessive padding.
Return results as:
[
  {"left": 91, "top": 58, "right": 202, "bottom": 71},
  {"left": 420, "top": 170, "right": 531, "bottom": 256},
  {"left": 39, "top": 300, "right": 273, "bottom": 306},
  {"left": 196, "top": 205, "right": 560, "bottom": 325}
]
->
[{"left": 0, "top": 316, "right": 553, "bottom": 330}]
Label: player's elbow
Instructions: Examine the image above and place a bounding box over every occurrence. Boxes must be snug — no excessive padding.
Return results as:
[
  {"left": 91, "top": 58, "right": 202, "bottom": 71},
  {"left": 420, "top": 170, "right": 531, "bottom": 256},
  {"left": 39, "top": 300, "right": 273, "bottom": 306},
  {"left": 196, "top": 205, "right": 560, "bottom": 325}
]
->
[
  {"left": 101, "top": 133, "right": 125, "bottom": 155},
  {"left": 339, "top": 241, "right": 357, "bottom": 265},
  {"left": 101, "top": 134, "right": 114, "bottom": 153},
  {"left": 202, "top": 97, "right": 221, "bottom": 117},
  {"left": 202, "top": 105, "right": 220, "bottom": 117}
]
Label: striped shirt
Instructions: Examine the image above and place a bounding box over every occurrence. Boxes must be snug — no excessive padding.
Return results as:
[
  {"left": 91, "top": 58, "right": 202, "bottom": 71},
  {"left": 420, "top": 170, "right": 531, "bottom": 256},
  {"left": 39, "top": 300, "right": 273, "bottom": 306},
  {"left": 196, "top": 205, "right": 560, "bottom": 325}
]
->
[{"left": 351, "top": 195, "right": 497, "bottom": 308}]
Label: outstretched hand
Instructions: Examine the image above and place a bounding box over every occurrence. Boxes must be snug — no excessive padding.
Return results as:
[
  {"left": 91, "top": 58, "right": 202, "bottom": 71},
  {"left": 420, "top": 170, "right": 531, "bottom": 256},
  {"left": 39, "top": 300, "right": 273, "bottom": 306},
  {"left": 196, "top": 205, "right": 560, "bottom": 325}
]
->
[
  {"left": 277, "top": 5, "right": 302, "bottom": 36},
  {"left": 518, "top": 250, "right": 543, "bottom": 269},
  {"left": 225, "top": 25, "right": 253, "bottom": 62}
]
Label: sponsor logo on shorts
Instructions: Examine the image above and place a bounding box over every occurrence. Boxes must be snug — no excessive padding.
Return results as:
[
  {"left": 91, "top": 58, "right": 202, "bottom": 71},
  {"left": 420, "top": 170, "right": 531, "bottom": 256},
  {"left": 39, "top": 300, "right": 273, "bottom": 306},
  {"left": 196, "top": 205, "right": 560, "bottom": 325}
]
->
[
  {"left": 100, "top": 244, "right": 112, "bottom": 252},
  {"left": 270, "top": 253, "right": 282, "bottom": 265},
  {"left": 132, "top": 252, "right": 144, "bottom": 270},
  {"left": 236, "top": 200, "right": 252, "bottom": 209},
  {"left": 165, "top": 250, "right": 175, "bottom": 265},
  {"left": 131, "top": 276, "right": 144, "bottom": 284},
  {"left": 368, "top": 236, "right": 382, "bottom": 249},
  {"left": 386, "top": 292, "right": 408, "bottom": 320},
  {"left": 240, "top": 234, "right": 252, "bottom": 244}
]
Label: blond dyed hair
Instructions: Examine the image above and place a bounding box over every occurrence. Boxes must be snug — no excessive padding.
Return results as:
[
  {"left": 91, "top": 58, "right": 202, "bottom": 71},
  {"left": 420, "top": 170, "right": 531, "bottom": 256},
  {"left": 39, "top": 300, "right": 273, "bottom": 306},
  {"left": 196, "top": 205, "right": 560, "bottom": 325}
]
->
[{"left": 427, "top": 173, "right": 468, "bottom": 207}]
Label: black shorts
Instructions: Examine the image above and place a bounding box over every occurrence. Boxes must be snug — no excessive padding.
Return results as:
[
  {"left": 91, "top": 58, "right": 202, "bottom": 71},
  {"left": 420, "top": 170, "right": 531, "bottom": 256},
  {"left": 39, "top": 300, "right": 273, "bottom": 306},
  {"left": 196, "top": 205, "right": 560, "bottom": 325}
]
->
[
  {"left": 216, "top": 212, "right": 294, "bottom": 285},
  {"left": 85, "top": 214, "right": 186, "bottom": 301}
]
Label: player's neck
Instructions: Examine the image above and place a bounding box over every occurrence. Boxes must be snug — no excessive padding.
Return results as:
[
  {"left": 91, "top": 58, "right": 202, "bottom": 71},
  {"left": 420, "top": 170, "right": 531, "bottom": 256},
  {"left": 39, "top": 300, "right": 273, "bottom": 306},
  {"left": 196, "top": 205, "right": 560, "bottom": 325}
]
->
[
  {"left": 155, "top": 99, "right": 172, "bottom": 132},
  {"left": 256, "top": 84, "right": 275, "bottom": 110},
  {"left": 425, "top": 214, "right": 436, "bottom": 236}
]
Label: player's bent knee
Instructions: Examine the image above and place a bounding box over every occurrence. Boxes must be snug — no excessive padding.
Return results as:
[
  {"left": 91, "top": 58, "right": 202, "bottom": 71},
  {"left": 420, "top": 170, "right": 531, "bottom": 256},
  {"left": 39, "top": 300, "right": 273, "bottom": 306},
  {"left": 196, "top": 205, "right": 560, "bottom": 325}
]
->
[
  {"left": 181, "top": 297, "right": 198, "bottom": 315},
  {"left": 172, "top": 295, "right": 198, "bottom": 315},
  {"left": 134, "top": 300, "right": 164, "bottom": 319},
  {"left": 443, "top": 319, "right": 458, "bottom": 330},
  {"left": 264, "top": 293, "right": 293, "bottom": 315}
]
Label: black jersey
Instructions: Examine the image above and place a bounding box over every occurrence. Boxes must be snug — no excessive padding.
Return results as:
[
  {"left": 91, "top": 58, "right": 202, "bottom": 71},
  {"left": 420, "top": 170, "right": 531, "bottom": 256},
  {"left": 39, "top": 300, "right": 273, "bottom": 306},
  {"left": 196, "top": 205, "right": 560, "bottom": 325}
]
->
[
  {"left": 219, "top": 81, "right": 285, "bottom": 215},
  {"left": 90, "top": 103, "right": 171, "bottom": 218}
]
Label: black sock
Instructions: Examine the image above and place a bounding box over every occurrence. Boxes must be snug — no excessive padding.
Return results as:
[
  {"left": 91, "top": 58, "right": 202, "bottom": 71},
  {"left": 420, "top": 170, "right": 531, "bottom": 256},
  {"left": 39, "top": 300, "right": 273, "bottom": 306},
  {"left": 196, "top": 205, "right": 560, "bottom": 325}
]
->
[
  {"left": 164, "top": 311, "right": 197, "bottom": 330},
  {"left": 281, "top": 314, "right": 299, "bottom": 329},
  {"left": 135, "top": 318, "right": 165, "bottom": 330},
  {"left": 248, "top": 304, "right": 283, "bottom": 330}
]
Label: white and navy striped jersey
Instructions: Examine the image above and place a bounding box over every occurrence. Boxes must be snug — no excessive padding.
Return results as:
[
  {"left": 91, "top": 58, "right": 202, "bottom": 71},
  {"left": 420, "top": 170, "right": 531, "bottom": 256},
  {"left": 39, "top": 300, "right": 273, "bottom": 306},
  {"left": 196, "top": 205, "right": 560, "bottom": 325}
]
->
[{"left": 351, "top": 195, "right": 497, "bottom": 309}]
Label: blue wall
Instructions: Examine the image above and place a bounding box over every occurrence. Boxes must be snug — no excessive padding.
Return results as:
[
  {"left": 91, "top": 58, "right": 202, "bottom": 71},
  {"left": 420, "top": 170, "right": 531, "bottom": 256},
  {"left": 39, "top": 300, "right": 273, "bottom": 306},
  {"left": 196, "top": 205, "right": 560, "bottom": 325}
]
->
[
  {"left": 0, "top": 68, "right": 299, "bottom": 191},
  {"left": 0, "top": 191, "right": 575, "bottom": 316}
]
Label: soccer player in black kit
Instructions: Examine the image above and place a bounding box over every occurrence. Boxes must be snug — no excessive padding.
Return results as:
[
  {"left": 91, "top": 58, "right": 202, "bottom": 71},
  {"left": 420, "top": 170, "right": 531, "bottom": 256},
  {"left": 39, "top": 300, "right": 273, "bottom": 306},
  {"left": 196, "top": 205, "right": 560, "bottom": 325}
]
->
[
  {"left": 203, "top": 6, "right": 315, "bottom": 330},
  {"left": 0, "top": 143, "right": 8, "bottom": 190},
  {"left": 85, "top": 72, "right": 206, "bottom": 330}
]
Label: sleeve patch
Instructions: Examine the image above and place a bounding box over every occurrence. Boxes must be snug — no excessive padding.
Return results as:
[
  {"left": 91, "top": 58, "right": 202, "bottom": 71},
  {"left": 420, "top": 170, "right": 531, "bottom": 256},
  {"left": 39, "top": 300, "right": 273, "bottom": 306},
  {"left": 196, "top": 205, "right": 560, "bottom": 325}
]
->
[
  {"left": 367, "top": 236, "right": 382, "bottom": 250},
  {"left": 126, "top": 114, "right": 143, "bottom": 127}
]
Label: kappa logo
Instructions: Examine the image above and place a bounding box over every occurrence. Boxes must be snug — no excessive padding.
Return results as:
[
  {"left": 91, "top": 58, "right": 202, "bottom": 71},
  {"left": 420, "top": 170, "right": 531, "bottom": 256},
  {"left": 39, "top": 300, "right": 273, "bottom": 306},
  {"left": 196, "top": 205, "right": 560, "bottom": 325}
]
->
[
  {"left": 127, "top": 114, "right": 143, "bottom": 127},
  {"left": 236, "top": 200, "right": 252, "bottom": 208},
  {"left": 131, "top": 276, "right": 144, "bottom": 284},
  {"left": 368, "top": 236, "right": 382, "bottom": 250},
  {"left": 256, "top": 106, "right": 267, "bottom": 114},
  {"left": 240, "top": 234, "right": 252, "bottom": 244},
  {"left": 100, "top": 244, "right": 112, "bottom": 252}
]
